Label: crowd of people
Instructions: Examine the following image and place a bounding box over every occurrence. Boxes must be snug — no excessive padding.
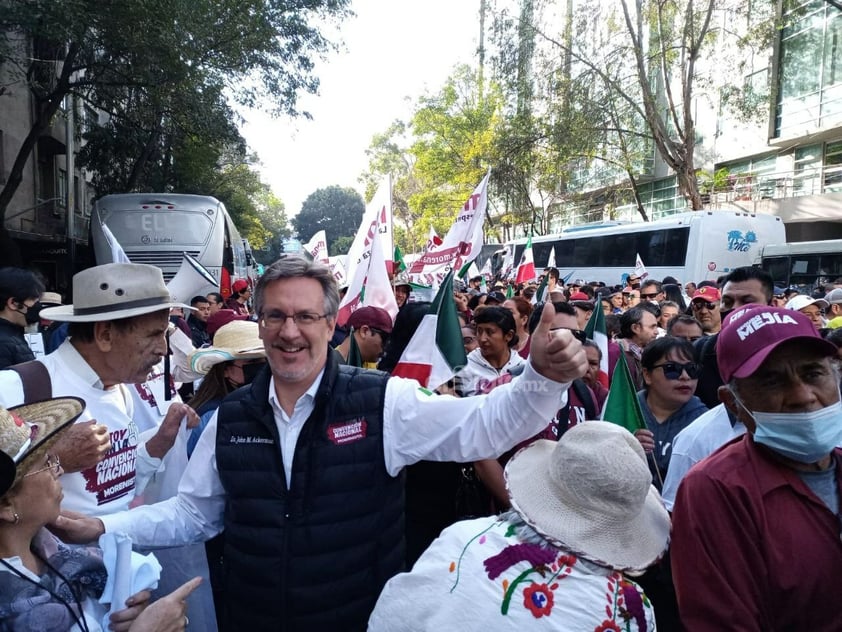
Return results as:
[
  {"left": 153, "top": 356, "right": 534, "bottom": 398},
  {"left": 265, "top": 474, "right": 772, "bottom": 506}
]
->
[{"left": 0, "top": 255, "right": 840, "bottom": 631}]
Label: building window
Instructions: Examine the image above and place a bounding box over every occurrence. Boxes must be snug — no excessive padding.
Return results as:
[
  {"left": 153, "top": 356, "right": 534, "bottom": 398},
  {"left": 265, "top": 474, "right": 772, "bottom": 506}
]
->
[
  {"left": 775, "top": 2, "right": 842, "bottom": 137},
  {"left": 58, "top": 169, "right": 67, "bottom": 208},
  {"left": 824, "top": 141, "right": 842, "bottom": 193},
  {"left": 793, "top": 144, "right": 822, "bottom": 196}
]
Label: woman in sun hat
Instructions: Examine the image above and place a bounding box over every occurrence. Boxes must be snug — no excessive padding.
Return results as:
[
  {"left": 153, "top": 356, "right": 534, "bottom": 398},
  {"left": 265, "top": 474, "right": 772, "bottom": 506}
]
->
[
  {"left": 186, "top": 320, "right": 266, "bottom": 456},
  {"left": 369, "top": 421, "right": 669, "bottom": 631},
  {"left": 0, "top": 397, "right": 202, "bottom": 632}
]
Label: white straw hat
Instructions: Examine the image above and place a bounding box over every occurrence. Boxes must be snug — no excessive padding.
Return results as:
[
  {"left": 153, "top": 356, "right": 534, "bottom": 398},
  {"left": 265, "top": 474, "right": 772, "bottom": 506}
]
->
[
  {"left": 505, "top": 421, "right": 670, "bottom": 572},
  {"left": 188, "top": 320, "right": 265, "bottom": 375},
  {"left": 41, "top": 263, "right": 192, "bottom": 322},
  {"left": 0, "top": 397, "right": 85, "bottom": 497}
]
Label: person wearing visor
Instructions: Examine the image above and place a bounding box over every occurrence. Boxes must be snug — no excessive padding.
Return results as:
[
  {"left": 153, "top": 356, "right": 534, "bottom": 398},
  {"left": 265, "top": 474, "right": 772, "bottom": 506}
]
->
[
  {"left": 0, "top": 267, "right": 45, "bottom": 369},
  {"left": 671, "top": 305, "right": 842, "bottom": 630}
]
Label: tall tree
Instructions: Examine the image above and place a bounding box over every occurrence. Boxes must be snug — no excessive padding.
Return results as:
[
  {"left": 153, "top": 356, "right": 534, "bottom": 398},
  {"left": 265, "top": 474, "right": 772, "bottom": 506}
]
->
[
  {"left": 292, "top": 186, "right": 365, "bottom": 255},
  {"left": 0, "top": 0, "right": 349, "bottom": 244}
]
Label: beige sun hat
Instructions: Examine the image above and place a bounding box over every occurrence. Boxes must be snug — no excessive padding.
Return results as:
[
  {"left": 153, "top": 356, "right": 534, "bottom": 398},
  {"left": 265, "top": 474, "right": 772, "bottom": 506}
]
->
[
  {"left": 40, "top": 263, "right": 193, "bottom": 322},
  {"left": 505, "top": 421, "right": 671, "bottom": 572},
  {"left": 188, "top": 320, "right": 265, "bottom": 375},
  {"left": 0, "top": 397, "right": 85, "bottom": 497}
]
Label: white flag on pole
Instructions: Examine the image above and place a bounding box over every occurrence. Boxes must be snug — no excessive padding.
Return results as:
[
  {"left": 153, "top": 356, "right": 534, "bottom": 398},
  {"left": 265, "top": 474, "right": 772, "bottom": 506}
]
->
[
  {"left": 303, "top": 230, "right": 329, "bottom": 264},
  {"left": 409, "top": 171, "right": 489, "bottom": 281},
  {"left": 101, "top": 223, "right": 131, "bottom": 264},
  {"left": 635, "top": 253, "right": 649, "bottom": 280},
  {"left": 546, "top": 245, "right": 556, "bottom": 269},
  {"left": 337, "top": 227, "right": 398, "bottom": 326},
  {"left": 345, "top": 178, "right": 392, "bottom": 282}
]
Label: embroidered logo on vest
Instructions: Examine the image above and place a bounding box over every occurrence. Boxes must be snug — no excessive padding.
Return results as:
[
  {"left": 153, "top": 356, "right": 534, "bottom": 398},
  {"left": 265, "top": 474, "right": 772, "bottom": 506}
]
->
[{"left": 327, "top": 418, "right": 368, "bottom": 445}]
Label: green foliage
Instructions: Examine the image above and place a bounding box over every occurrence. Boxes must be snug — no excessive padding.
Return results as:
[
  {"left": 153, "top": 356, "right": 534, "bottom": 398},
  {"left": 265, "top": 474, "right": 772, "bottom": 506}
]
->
[
  {"left": 0, "top": 0, "right": 350, "bottom": 229},
  {"left": 292, "top": 186, "right": 365, "bottom": 255}
]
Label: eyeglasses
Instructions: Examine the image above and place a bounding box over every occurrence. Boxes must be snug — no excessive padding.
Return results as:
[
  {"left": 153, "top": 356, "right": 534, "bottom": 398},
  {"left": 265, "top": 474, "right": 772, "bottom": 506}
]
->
[
  {"left": 550, "top": 327, "right": 588, "bottom": 344},
  {"left": 260, "top": 311, "right": 330, "bottom": 330},
  {"left": 640, "top": 292, "right": 659, "bottom": 299},
  {"left": 691, "top": 301, "right": 718, "bottom": 311},
  {"left": 370, "top": 327, "right": 391, "bottom": 343},
  {"left": 652, "top": 362, "right": 700, "bottom": 380},
  {"left": 25, "top": 454, "right": 61, "bottom": 478}
]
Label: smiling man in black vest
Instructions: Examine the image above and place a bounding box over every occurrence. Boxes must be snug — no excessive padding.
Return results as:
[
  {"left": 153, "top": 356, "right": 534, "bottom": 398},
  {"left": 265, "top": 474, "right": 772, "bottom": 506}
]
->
[{"left": 55, "top": 255, "right": 588, "bottom": 631}]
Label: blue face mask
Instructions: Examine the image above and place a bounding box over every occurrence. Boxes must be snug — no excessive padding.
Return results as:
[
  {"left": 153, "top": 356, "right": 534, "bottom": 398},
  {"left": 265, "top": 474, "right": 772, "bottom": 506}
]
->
[{"left": 744, "top": 399, "right": 842, "bottom": 464}]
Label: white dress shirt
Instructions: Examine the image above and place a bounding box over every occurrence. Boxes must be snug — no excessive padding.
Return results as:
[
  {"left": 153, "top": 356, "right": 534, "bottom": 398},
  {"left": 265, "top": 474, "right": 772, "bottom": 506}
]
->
[{"left": 102, "top": 361, "right": 569, "bottom": 546}]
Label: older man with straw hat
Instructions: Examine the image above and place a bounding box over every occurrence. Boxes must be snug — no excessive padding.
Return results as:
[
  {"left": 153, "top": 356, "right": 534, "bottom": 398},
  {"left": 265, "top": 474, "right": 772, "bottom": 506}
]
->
[{"left": 369, "top": 421, "right": 670, "bottom": 630}]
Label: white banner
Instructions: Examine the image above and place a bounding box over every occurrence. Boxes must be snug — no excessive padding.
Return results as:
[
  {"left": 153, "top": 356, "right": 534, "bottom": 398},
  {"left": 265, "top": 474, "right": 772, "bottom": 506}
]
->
[
  {"left": 344, "top": 178, "right": 393, "bottom": 282},
  {"left": 409, "top": 171, "right": 489, "bottom": 282},
  {"left": 304, "top": 230, "right": 329, "bottom": 264},
  {"left": 337, "top": 227, "right": 398, "bottom": 326}
]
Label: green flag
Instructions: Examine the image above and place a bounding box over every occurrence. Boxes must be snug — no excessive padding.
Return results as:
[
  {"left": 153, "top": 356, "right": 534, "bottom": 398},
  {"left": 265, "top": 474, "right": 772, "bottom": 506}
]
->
[
  {"left": 505, "top": 284, "right": 514, "bottom": 299},
  {"left": 394, "top": 245, "right": 407, "bottom": 273},
  {"left": 601, "top": 351, "right": 646, "bottom": 432},
  {"left": 532, "top": 274, "right": 548, "bottom": 304},
  {"left": 347, "top": 327, "right": 363, "bottom": 368}
]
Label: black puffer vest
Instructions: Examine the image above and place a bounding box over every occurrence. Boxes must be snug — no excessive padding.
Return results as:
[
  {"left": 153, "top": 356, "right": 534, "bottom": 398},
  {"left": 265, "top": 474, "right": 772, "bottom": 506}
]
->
[{"left": 215, "top": 350, "right": 404, "bottom": 631}]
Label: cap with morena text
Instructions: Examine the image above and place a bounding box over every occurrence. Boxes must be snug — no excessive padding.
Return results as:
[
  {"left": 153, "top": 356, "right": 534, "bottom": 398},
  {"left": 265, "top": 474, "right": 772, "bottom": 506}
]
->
[{"left": 716, "top": 304, "right": 837, "bottom": 383}]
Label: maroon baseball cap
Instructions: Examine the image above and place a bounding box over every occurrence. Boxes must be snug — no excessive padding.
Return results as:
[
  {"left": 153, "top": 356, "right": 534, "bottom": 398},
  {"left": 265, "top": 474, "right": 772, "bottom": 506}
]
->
[
  {"left": 347, "top": 306, "right": 393, "bottom": 333},
  {"left": 716, "top": 304, "right": 837, "bottom": 383},
  {"left": 207, "top": 308, "right": 248, "bottom": 338},
  {"left": 569, "top": 291, "right": 590, "bottom": 301}
]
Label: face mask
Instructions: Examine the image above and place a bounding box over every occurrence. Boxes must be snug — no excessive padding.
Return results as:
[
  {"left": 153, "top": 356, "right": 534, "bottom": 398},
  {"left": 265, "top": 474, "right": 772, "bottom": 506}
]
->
[
  {"left": 745, "top": 398, "right": 842, "bottom": 464},
  {"left": 17, "top": 301, "right": 42, "bottom": 325},
  {"left": 241, "top": 361, "right": 265, "bottom": 385}
]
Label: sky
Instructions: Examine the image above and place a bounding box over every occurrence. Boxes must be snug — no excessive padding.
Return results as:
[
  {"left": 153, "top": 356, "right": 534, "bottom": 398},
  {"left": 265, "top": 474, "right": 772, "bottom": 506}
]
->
[{"left": 239, "top": 0, "right": 482, "bottom": 224}]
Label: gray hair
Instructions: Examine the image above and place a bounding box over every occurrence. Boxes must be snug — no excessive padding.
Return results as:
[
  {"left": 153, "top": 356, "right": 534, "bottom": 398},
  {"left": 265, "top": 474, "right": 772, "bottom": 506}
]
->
[{"left": 254, "top": 255, "right": 339, "bottom": 318}]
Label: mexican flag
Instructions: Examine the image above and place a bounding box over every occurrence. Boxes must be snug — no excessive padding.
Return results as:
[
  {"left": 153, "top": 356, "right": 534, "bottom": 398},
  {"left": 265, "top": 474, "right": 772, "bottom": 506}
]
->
[
  {"left": 601, "top": 351, "right": 645, "bottom": 433},
  {"left": 391, "top": 270, "right": 467, "bottom": 389},
  {"left": 346, "top": 327, "right": 363, "bottom": 368},
  {"left": 515, "top": 236, "right": 536, "bottom": 285},
  {"left": 584, "top": 306, "right": 610, "bottom": 388},
  {"left": 532, "top": 274, "right": 549, "bottom": 305},
  {"left": 394, "top": 245, "right": 407, "bottom": 273}
]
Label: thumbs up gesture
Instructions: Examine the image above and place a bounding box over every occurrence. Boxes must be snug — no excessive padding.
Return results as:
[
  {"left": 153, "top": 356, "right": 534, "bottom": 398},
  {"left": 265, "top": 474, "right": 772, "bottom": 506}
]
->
[{"left": 528, "top": 302, "right": 588, "bottom": 384}]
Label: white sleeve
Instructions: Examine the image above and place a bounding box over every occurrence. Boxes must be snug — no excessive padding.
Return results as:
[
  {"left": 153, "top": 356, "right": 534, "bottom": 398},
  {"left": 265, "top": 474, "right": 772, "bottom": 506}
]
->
[
  {"left": 101, "top": 410, "right": 225, "bottom": 546},
  {"left": 382, "top": 361, "right": 569, "bottom": 476},
  {"left": 133, "top": 433, "right": 163, "bottom": 495},
  {"left": 0, "top": 370, "right": 25, "bottom": 408},
  {"left": 660, "top": 432, "right": 695, "bottom": 512}
]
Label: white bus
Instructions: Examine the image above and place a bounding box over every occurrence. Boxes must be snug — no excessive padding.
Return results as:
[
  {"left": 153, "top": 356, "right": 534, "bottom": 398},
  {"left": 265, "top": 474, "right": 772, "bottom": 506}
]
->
[
  {"left": 91, "top": 193, "right": 248, "bottom": 297},
  {"left": 506, "top": 211, "right": 786, "bottom": 286},
  {"left": 760, "top": 239, "right": 842, "bottom": 293}
]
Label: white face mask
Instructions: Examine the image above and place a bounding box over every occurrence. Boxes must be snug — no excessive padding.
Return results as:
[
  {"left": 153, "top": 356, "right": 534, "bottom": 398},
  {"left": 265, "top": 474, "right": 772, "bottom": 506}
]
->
[{"left": 735, "top": 395, "right": 842, "bottom": 463}]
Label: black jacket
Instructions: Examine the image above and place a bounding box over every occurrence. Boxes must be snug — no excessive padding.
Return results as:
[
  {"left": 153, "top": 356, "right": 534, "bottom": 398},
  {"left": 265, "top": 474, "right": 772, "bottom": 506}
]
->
[
  {"left": 0, "top": 318, "right": 34, "bottom": 370},
  {"left": 215, "top": 350, "right": 404, "bottom": 631},
  {"left": 187, "top": 314, "right": 210, "bottom": 348}
]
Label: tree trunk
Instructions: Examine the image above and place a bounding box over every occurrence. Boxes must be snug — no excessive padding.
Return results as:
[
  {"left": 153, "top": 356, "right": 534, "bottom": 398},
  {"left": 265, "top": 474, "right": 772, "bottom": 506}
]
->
[
  {"left": 123, "top": 120, "right": 163, "bottom": 191},
  {"left": 0, "top": 43, "right": 80, "bottom": 224},
  {"left": 677, "top": 163, "right": 703, "bottom": 210}
]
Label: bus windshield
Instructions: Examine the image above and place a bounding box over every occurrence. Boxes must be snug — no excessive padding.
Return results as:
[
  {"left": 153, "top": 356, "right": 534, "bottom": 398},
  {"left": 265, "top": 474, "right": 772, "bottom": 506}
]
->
[{"left": 103, "top": 210, "right": 213, "bottom": 247}]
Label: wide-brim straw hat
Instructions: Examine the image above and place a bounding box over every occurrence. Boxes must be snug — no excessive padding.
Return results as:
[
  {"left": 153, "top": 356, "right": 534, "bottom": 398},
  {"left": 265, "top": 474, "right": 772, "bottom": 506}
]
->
[
  {"left": 505, "top": 421, "right": 670, "bottom": 572},
  {"left": 188, "top": 320, "right": 265, "bottom": 375},
  {"left": 41, "top": 263, "right": 192, "bottom": 322},
  {"left": 0, "top": 397, "right": 85, "bottom": 497}
]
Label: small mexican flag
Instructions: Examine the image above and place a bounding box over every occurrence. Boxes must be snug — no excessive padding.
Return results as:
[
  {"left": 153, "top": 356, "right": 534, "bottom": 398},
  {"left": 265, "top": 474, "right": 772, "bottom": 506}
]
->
[
  {"left": 601, "top": 352, "right": 645, "bottom": 433},
  {"left": 394, "top": 245, "right": 407, "bottom": 273},
  {"left": 391, "top": 270, "right": 467, "bottom": 389},
  {"left": 515, "top": 236, "right": 536, "bottom": 285},
  {"left": 346, "top": 327, "right": 363, "bottom": 368},
  {"left": 584, "top": 305, "right": 610, "bottom": 388}
]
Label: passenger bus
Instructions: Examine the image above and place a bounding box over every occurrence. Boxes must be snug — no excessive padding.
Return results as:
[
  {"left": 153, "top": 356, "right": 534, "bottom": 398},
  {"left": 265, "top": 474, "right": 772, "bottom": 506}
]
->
[
  {"left": 506, "top": 211, "right": 786, "bottom": 286},
  {"left": 91, "top": 193, "right": 248, "bottom": 297},
  {"left": 760, "top": 239, "right": 842, "bottom": 293}
]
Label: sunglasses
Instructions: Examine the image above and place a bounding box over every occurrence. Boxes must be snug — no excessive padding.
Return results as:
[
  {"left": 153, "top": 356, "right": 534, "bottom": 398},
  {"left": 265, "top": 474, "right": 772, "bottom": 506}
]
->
[
  {"left": 653, "top": 361, "right": 700, "bottom": 380},
  {"left": 691, "top": 301, "right": 717, "bottom": 311},
  {"left": 640, "top": 292, "right": 659, "bottom": 299},
  {"left": 550, "top": 327, "right": 588, "bottom": 344},
  {"left": 462, "top": 335, "right": 476, "bottom": 344}
]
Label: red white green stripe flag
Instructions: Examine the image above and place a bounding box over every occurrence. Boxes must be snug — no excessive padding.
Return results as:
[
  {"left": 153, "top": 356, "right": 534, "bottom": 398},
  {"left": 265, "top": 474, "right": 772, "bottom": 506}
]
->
[
  {"left": 584, "top": 303, "right": 610, "bottom": 389},
  {"left": 601, "top": 351, "right": 646, "bottom": 433},
  {"left": 391, "top": 270, "right": 467, "bottom": 389},
  {"left": 515, "top": 236, "right": 536, "bottom": 284}
]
